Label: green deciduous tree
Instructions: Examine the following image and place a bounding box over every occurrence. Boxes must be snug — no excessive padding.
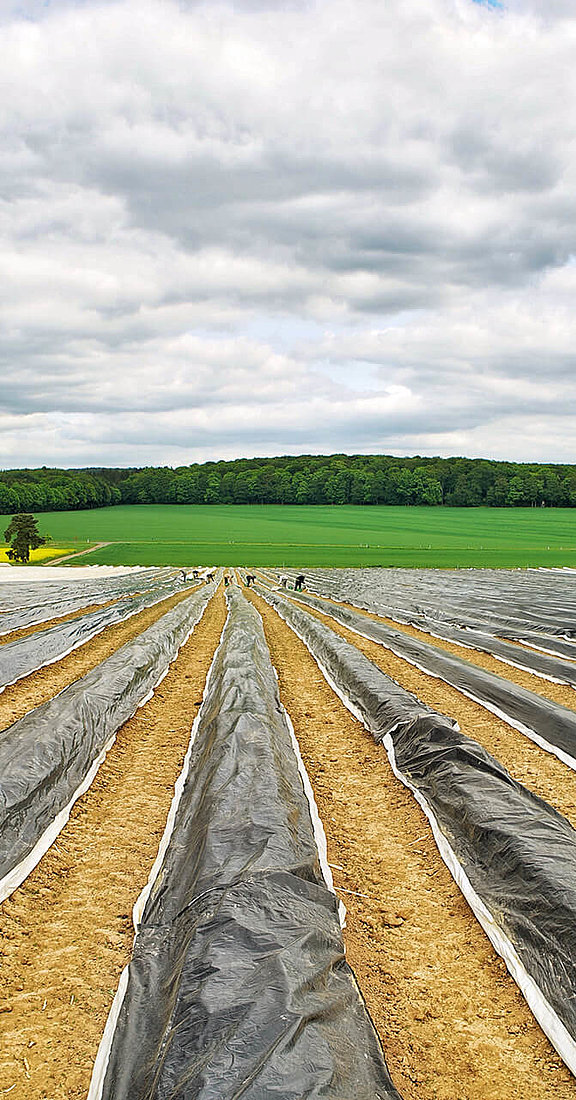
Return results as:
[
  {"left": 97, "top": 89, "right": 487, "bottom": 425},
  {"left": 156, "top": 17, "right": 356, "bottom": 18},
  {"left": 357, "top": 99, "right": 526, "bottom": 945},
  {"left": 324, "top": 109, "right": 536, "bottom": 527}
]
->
[{"left": 4, "top": 513, "right": 48, "bottom": 563}]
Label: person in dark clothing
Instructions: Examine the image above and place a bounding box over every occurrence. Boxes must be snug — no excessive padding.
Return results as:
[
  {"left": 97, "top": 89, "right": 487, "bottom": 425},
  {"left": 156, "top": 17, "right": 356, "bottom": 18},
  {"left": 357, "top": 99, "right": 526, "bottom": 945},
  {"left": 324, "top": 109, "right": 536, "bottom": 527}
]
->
[
  {"left": 245, "top": 574, "right": 256, "bottom": 587},
  {"left": 294, "top": 574, "right": 305, "bottom": 591}
]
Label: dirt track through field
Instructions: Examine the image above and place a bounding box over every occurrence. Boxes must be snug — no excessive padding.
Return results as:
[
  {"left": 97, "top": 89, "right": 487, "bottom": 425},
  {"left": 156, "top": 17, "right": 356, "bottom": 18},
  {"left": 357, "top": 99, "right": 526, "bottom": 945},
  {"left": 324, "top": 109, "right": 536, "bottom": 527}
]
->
[
  {"left": 0, "top": 585, "right": 200, "bottom": 733},
  {"left": 43, "top": 543, "right": 112, "bottom": 566},
  {"left": 246, "top": 586, "right": 576, "bottom": 1100},
  {"left": 289, "top": 596, "right": 576, "bottom": 833},
  {"left": 0, "top": 586, "right": 227, "bottom": 1100}
]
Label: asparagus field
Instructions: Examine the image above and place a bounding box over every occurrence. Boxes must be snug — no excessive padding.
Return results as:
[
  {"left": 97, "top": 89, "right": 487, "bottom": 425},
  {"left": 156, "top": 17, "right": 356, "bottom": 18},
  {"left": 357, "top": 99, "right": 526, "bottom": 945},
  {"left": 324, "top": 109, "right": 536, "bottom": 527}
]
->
[{"left": 3, "top": 564, "right": 576, "bottom": 1099}]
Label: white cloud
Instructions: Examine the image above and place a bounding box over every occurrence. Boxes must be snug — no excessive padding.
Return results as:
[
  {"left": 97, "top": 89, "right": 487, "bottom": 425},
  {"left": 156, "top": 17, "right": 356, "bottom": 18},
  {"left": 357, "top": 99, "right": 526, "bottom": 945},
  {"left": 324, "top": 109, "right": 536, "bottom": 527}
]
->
[{"left": 1, "top": 0, "right": 576, "bottom": 466}]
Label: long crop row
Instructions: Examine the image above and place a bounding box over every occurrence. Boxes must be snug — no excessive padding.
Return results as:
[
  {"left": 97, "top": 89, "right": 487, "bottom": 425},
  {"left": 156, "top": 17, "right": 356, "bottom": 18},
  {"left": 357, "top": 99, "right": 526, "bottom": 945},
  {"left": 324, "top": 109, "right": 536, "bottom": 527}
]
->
[{"left": 3, "top": 567, "right": 576, "bottom": 1098}]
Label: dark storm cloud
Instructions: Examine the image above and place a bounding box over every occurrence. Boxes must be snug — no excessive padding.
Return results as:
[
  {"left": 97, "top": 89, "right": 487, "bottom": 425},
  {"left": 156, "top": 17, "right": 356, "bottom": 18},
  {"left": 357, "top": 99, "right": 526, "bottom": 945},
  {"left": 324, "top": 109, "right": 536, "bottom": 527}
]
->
[{"left": 1, "top": 0, "right": 576, "bottom": 466}]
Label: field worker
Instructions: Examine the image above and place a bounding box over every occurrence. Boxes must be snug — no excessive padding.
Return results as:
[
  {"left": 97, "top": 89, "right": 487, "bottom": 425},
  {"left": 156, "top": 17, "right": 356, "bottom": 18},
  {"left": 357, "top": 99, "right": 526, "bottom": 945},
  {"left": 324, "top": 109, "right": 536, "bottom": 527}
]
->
[
  {"left": 280, "top": 574, "right": 288, "bottom": 588},
  {"left": 246, "top": 573, "right": 256, "bottom": 587},
  {"left": 180, "top": 569, "right": 187, "bottom": 583},
  {"left": 193, "top": 569, "right": 200, "bottom": 579},
  {"left": 224, "top": 574, "right": 230, "bottom": 586},
  {"left": 294, "top": 574, "right": 305, "bottom": 591}
]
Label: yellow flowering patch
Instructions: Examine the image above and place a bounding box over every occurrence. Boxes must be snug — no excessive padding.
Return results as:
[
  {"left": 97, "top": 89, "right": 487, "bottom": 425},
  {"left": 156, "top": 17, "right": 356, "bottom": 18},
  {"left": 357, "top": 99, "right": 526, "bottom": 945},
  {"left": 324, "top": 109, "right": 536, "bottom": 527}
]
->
[{"left": 0, "top": 545, "right": 78, "bottom": 563}]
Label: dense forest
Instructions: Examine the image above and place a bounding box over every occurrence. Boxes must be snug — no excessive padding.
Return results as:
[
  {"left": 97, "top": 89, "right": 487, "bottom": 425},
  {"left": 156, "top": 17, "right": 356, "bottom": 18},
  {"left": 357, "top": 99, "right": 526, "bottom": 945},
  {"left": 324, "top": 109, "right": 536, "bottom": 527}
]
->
[{"left": 2, "top": 454, "right": 576, "bottom": 513}]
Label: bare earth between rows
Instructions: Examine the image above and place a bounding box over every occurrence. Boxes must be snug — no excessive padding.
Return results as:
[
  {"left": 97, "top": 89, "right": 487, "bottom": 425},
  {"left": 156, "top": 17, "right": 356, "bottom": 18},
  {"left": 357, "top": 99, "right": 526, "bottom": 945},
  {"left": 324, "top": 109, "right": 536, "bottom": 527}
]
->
[
  {"left": 0, "top": 584, "right": 200, "bottom": 733},
  {"left": 246, "top": 586, "right": 576, "bottom": 1100},
  {"left": 0, "top": 587, "right": 227, "bottom": 1100}
]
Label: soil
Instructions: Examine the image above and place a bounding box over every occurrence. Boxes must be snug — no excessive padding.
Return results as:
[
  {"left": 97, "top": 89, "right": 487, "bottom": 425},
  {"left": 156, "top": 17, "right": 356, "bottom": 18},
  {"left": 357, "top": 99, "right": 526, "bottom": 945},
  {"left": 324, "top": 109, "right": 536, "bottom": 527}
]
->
[
  {"left": 0, "top": 587, "right": 227, "bottom": 1100},
  {"left": 0, "top": 587, "right": 200, "bottom": 733},
  {"left": 287, "top": 596, "right": 576, "bottom": 833},
  {"left": 246, "top": 585, "right": 576, "bottom": 1100}
]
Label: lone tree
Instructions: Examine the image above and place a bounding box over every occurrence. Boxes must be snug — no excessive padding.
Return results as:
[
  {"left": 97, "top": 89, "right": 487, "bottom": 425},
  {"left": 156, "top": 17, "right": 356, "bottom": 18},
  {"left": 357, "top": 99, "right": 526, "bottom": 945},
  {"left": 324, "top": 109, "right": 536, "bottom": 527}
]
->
[{"left": 4, "top": 513, "right": 48, "bottom": 564}]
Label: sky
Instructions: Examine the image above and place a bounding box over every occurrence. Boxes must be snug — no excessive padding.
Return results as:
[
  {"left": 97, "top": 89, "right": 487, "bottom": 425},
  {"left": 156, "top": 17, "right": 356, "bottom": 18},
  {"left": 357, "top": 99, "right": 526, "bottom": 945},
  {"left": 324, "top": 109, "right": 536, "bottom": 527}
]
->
[{"left": 2, "top": 0, "right": 576, "bottom": 469}]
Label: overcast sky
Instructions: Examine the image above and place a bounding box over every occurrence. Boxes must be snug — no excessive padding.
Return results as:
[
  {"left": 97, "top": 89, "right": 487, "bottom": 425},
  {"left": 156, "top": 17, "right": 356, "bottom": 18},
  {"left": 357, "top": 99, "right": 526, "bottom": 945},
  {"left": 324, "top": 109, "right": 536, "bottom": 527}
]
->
[{"left": 2, "top": 0, "right": 576, "bottom": 468}]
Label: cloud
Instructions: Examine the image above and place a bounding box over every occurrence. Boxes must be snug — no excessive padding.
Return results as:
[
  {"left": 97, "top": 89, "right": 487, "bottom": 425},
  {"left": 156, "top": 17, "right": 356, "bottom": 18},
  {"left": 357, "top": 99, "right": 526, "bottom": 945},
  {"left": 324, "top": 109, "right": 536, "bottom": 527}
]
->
[{"left": 1, "top": 0, "right": 576, "bottom": 466}]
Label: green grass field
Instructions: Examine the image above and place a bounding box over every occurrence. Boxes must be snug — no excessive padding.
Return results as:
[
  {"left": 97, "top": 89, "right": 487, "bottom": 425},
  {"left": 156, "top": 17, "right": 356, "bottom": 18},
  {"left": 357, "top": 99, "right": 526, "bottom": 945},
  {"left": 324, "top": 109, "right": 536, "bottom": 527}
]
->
[{"left": 2, "top": 504, "right": 576, "bottom": 568}]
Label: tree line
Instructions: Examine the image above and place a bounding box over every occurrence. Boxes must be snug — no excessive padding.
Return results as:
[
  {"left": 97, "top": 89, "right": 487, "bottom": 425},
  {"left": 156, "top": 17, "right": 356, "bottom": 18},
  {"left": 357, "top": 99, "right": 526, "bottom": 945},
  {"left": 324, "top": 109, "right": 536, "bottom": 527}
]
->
[{"left": 2, "top": 454, "right": 576, "bottom": 512}]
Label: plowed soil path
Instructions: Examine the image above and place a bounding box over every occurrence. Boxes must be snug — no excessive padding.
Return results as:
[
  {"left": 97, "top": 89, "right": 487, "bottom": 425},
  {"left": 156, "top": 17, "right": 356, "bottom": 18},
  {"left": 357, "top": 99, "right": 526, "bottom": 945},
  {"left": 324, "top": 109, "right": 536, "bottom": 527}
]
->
[
  {"left": 0, "top": 587, "right": 227, "bottom": 1100},
  {"left": 247, "top": 585, "right": 576, "bottom": 1100},
  {"left": 287, "top": 594, "right": 576, "bottom": 831},
  {"left": 0, "top": 585, "right": 200, "bottom": 733}
]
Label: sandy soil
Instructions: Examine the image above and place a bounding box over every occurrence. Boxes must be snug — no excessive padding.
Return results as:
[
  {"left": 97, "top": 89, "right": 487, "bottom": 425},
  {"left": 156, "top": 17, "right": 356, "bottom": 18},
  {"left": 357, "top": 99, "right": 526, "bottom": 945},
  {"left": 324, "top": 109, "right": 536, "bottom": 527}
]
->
[
  {"left": 246, "top": 585, "right": 576, "bottom": 1100},
  {"left": 0, "top": 587, "right": 227, "bottom": 1100},
  {"left": 0, "top": 586, "right": 200, "bottom": 733},
  {"left": 288, "top": 597, "right": 576, "bottom": 832}
]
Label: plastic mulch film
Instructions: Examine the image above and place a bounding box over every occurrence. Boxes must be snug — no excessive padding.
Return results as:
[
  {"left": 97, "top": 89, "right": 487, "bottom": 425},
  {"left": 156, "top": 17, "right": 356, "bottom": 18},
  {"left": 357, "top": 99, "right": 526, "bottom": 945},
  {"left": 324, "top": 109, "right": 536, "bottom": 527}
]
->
[
  {"left": 0, "top": 583, "right": 215, "bottom": 904},
  {"left": 259, "top": 585, "right": 576, "bottom": 1075},
  {"left": 89, "top": 587, "right": 402, "bottom": 1100},
  {"left": 277, "top": 587, "right": 576, "bottom": 772},
  {"left": 0, "top": 577, "right": 197, "bottom": 692},
  {"left": 293, "top": 568, "right": 576, "bottom": 659},
  {"left": 0, "top": 568, "right": 176, "bottom": 635},
  {"left": 284, "top": 578, "right": 576, "bottom": 687}
]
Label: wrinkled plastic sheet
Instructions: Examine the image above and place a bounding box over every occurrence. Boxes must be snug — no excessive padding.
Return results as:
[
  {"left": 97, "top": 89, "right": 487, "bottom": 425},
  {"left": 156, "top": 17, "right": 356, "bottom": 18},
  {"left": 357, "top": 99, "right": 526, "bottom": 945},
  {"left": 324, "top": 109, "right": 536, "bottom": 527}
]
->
[
  {"left": 290, "top": 568, "right": 576, "bottom": 657},
  {"left": 0, "top": 577, "right": 197, "bottom": 693},
  {"left": 260, "top": 586, "right": 456, "bottom": 743},
  {"left": 92, "top": 587, "right": 401, "bottom": 1100},
  {"left": 278, "top": 574, "right": 576, "bottom": 686},
  {"left": 374, "top": 609, "right": 576, "bottom": 687},
  {"left": 259, "top": 586, "right": 576, "bottom": 1073},
  {"left": 278, "top": 587, "right": 576, "bottom": 771},
  {"left": 0, "top": 584, "right": 214, "bottom": 902},
  {"left": 0, "top": 568, "right": 176, "bottom": 635}
]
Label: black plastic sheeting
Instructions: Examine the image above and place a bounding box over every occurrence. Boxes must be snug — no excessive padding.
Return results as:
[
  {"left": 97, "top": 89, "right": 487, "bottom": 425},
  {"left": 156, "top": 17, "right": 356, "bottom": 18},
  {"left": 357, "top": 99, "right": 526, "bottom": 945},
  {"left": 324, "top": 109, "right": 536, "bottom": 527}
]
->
[
  {"left": 0, "top": 567, "right": 176, "bottom": 635},
  {"left": 0, "top": 566, "right": 175, "bottom": 612},
  {"left": 285, "top": 568, "right": 576, "bottom": 660},
  {"left": 274, "top": 574, "right": 576, "bottom": 686},
  {"left": 94, "top": 587, "right": 401, "bottom": 1100},
  {"left": 0, "top": 583, "right": 214, "bottom": 902},
  {"left": 0, "top": 577, "right": 198, "bottom": 693},
  {"left": 259, "top": 586, "right": 576, "bottom": 1071},
  {"left": 273, "top": 586, "right": 576, "bottom": 771},
  {"left": 259, "top": 586, "right": 457, "bottom": 742},
  {"left": 372, "top": 609, "right": 576, "bottom": 687}
]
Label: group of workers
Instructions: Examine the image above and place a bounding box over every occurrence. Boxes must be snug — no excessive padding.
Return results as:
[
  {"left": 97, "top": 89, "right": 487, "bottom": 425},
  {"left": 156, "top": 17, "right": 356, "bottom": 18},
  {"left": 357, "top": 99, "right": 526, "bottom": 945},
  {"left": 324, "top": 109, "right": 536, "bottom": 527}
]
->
[
  {"left": 179, "top": 569, "right": 214, "bottom": 584},
  {"left": 178, "top": 569, "right": 305, "bottom": 590}
]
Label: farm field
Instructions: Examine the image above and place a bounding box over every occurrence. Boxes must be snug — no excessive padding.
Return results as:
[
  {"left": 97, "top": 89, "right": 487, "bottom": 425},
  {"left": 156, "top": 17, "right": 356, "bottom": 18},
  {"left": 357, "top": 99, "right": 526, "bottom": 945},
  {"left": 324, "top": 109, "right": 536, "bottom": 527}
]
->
[
  {"left": 4, "top": 565, "right": 576, "bottom": 1098},
  {"left": 2, "top": 504, "right": 576, "bottom": 567}
]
